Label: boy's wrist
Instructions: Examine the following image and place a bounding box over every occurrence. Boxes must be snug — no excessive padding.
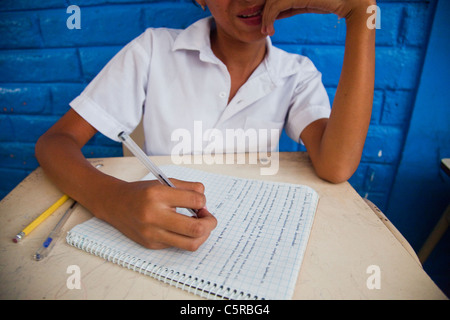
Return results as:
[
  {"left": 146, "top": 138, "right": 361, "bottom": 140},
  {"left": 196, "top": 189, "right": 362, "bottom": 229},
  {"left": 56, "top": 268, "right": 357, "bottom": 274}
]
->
[
  {"left": 346, "top": 0, "right": 377, "bottom": 13},
  {"left": 344, "top": 0, "right": 378, "bottom": 30},
  {"left": 86, "top": 173, "right": 128, "bottom": 222}
]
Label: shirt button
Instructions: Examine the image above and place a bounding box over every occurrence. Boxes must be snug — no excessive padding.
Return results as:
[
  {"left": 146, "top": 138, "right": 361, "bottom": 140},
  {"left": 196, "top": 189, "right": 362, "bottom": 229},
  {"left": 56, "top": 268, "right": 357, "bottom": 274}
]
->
[{"left": 219, "top": 91, "right": 227, "bottom": 98}]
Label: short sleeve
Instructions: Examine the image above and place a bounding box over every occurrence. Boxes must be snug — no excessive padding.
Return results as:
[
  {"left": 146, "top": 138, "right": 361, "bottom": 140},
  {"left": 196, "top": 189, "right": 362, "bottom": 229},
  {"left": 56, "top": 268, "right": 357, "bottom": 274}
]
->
[
  {"left": 284, "top": 57, "right": 331, "bottom": 145},
  {"left": 69, "top": 32, "right": 151, "bottom": 142}
]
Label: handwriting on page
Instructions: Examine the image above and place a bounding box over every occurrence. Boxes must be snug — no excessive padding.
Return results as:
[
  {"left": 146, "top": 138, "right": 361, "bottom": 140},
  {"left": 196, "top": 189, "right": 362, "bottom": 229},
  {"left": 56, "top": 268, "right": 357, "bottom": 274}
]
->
[
  {"left": 67, "top": 165, "right": 318, "bottom": 299},
  {"left": 194, "top": 177, "right": 314, "bottom": 288}
]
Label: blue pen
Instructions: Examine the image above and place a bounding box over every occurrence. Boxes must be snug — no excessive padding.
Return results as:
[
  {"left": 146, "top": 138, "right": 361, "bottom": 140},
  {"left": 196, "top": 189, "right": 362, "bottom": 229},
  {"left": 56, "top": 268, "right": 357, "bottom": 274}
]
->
[{"left": 34, "top": 201, "right": 77, "bottom": 261}]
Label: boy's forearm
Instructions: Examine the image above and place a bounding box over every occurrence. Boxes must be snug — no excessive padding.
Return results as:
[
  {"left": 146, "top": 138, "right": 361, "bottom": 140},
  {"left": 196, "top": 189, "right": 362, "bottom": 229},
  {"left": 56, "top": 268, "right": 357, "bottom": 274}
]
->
[
  {"left": 315, "top": 4, "right": 376, "bottom": 181},
  {"left": 35, "top": 132, "right": 124, "bottom": 220}
]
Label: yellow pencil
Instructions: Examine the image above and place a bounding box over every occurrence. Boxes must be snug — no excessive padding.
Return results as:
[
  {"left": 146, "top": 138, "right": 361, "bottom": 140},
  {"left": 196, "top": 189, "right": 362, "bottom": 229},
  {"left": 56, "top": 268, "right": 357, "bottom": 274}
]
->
[{"left": 12, "top": 194, "right": 70, "bottom": 243}]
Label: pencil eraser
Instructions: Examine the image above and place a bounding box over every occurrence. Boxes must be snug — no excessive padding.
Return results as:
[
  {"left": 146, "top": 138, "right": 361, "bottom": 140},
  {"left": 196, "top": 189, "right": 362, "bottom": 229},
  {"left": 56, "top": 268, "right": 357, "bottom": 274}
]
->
[{"left": 12, "top": 238, "right": 17, "bottom": 243}]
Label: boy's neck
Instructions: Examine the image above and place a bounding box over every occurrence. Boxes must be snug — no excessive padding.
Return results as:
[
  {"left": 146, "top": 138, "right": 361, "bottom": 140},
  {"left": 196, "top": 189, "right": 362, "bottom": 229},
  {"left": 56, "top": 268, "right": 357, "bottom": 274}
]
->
[{"left": 210, "top": 26, "right": 267, "bottom": 78}]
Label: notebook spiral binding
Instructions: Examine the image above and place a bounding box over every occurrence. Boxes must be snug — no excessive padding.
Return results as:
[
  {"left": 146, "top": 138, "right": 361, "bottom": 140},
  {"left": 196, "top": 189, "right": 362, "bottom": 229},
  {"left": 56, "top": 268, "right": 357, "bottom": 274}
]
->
[{"left": 66, "top": 232, "right": 259, "bottom": 300}]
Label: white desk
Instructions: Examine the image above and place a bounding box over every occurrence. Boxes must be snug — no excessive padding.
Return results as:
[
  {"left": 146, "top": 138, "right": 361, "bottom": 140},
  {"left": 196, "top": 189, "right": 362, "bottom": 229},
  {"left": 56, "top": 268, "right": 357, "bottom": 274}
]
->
[{"left": 0, "top": 153, "right": 446, "bottom": 299}]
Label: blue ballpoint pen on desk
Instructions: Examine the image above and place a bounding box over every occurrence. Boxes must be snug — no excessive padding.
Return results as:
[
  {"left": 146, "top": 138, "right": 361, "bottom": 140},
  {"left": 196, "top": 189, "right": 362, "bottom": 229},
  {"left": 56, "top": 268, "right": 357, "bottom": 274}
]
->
[
  {"left": 118, "top": 131, "right": 198, "bottom": 218},
  {"left": 34, "top": 201, "right": 77, "bottom": 261}
]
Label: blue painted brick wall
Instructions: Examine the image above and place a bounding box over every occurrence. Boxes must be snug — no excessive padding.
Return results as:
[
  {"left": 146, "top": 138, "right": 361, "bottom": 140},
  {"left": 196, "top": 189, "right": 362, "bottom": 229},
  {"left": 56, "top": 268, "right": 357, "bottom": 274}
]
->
[{"left": 0, "top": 0, "right": 436, "bottom": 214}]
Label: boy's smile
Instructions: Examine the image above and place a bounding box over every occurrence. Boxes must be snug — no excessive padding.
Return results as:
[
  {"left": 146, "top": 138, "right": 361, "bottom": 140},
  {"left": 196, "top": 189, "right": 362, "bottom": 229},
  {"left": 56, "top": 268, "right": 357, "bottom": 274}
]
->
[
  {"left": 201, "top": 0, "right": 267, "bottom": 44},
  {"left": 236, "top": 5, "right": 264, "bottom": 26}
]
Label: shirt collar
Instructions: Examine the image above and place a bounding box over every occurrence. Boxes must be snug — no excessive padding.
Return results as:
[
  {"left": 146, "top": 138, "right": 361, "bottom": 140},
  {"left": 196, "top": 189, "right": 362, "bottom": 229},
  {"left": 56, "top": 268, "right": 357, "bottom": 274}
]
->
[
  {"left": 172, "top": 17, "right": 301, "bottom": 83},
  {"left": 172, "top": 17, "right": 216, "bottom": 63}
]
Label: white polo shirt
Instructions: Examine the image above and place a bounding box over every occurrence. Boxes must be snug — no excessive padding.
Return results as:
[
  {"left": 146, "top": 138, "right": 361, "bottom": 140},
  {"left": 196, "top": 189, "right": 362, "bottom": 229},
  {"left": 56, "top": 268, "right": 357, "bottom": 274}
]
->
[{"left": 70, "top": 17, "right": 330, "bottom": 155}]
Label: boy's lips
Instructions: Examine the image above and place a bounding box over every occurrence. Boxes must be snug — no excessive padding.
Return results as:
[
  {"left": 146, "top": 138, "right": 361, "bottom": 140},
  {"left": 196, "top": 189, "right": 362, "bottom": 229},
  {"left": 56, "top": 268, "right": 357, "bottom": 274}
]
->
[
  {"left": 237, "top": 5, "right": 263, "bottom": 18},
  {"left": 237, "top": 5, "right": 264, "bottom": 26}
]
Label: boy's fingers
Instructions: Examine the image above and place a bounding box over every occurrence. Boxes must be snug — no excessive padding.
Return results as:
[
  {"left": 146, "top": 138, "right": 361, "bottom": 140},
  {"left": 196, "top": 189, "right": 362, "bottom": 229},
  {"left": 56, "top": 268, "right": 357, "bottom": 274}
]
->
[
  {"left": 261, "top": 0, "right": 333, "bottom": 35},
  {"left": 170, "top": 178, "right": 205, "bottom": 193},
  {"left": 169, "top": 187, "right": 207, "bottom": 209},
  {"left": 261, "top": 0, "right": 280, "bottom": 35},
  {"left": 148, "top": 182, "right": 206, "bottom": 210},
  {"left": 156, "top": 207, "right": 217, "bottom": 238},
  {"left": 195, "top": 206, "right": 214, "bottom": 219},
  {"left": 147, "top": 207, "right": 217, "bottom": 251},
  {"left": 152, "top": 228, "right": 212, "bottom": 251},
  {"left": 140, "top": 179, "right": 216, "bottom": 250}
]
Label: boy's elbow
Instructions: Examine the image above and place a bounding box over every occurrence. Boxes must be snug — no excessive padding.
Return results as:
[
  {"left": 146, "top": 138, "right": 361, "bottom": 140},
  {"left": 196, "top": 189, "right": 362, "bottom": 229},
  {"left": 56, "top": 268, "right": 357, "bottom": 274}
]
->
[
  {"left": 35, "top": 131, "right": 62, "bottom": 164},
  {"left": 35, "top": 134, "right": 47, "bottom": 161},
  {"left": 315, "top": 162, "right": 357, "bottom": 184}
]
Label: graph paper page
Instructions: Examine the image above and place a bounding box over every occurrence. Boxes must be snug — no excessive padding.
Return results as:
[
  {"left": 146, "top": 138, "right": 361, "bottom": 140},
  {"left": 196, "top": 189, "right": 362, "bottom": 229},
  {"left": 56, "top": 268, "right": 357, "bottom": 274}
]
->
[{"left": 67, "top": 165, "right": 319, "bottom": 299}]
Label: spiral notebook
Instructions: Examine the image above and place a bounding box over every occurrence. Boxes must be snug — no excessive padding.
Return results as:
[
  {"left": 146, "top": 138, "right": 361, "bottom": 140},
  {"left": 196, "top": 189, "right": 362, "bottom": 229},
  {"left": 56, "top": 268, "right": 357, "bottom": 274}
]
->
[{"left": 66, "top": 165, "right": 319, "bottom": 300}]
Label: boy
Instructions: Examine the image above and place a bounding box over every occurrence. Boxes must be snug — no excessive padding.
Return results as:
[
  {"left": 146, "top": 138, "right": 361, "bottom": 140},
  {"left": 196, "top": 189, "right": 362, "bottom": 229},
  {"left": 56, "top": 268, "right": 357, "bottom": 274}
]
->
[{"left": 35, "top": 0, "right": 376, "bottom": 251}]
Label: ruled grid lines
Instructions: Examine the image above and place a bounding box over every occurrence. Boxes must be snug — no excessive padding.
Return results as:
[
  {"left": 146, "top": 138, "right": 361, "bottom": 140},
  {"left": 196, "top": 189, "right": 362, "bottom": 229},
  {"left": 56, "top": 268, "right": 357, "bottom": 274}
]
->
[{"left": 66, "top": 165, "right": 319, "bottom": 300}]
